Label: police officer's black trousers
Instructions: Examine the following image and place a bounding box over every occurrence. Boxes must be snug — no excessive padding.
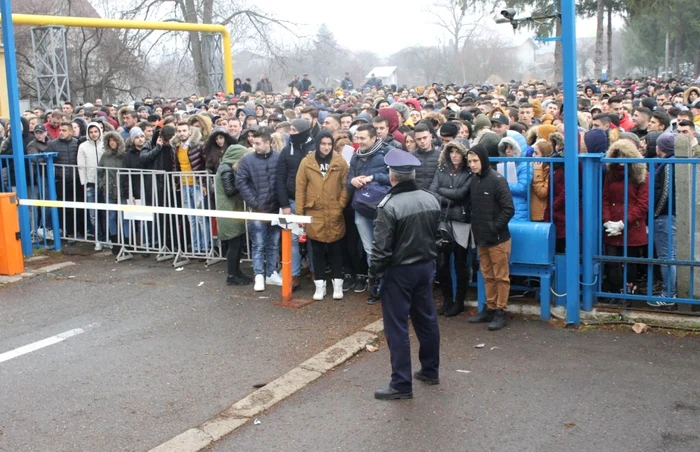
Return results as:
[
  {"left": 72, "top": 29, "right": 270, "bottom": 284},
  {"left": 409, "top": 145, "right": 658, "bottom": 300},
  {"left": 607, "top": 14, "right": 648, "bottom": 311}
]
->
[{"left": 381, "top": 261, "right": 440, "bottom": 392}]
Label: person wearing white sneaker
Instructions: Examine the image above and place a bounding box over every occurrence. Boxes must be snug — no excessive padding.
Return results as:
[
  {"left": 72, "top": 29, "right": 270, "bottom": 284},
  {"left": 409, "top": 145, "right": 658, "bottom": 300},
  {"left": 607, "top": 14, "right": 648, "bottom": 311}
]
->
[
  {"left": 235, "top": 128, "right": 282, "bottom": 291},
  {"left": 254, "top": 274, "right": 265, "bottom": 292},
  {"left": 313, "top": 279, "right": 326, "bottom": 301},
  {"left": 294, "top": 131, "right": 349, "bottom": 301},
  {"left": 266, "top": 271, "right": 283, "bottom": 286}
]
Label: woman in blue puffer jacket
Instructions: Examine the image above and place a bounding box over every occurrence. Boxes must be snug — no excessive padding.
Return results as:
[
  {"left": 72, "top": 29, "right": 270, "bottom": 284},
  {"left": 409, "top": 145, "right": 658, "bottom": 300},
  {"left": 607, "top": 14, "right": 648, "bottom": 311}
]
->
[{"left": 497, "top": 133, "right": 531, "bottom": 221}]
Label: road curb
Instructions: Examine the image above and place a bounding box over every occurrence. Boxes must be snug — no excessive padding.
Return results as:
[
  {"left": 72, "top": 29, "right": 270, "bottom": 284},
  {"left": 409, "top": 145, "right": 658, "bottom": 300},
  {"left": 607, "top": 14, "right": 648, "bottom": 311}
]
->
[
  {"left": 0, "top": 261, "right": 75, "bottom": 287},
  {"left": 148, "top": 318, "right": 385, "bottom": 452}
]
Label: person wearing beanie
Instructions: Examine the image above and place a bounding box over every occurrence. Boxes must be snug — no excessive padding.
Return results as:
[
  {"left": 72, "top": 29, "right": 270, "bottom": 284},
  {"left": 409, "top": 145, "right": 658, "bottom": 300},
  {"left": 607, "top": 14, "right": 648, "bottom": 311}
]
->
[
  {"left": 122, "top": 125, "right": 152, "bottom": 232},
  {"left": 439, "top": 121, "right": 460, "bottom": 145},
  {"left": 619, "top": 131, "right": 642, "bottom": 150},
  {"left": 129, "top": 126, "right": 145, "bottom": 141},
  {"left": 649, "top": 131, "right": 677, "bottom": 305},
  {"left": 276, "top": 118, "right": 315, "bottom": 290},
  {"left": 584, "top": 128, "right": 609, "bottom": 153},
  {"left": 641, "top": 131, "right": 662, "bottom": 158},
  {"left": 295, "top": 130, "right": 349, "bottom": 301},
  {"left": 390, "top": 102, "right": 410, "bottom": 123},
  {"left": 537, "top": 124, "right": 558, "bottom": 142},
  {"left": 471, "top": 114, "right": 501, "bottom": 164}
]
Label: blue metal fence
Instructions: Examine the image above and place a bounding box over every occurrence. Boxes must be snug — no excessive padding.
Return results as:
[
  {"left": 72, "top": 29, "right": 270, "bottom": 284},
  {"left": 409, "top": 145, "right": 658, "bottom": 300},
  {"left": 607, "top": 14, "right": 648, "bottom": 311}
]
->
[
  {"left": 581, "top": 154, "right": 700, "bottom": 309},
  {"left": 0, "top": 153, "right": 62, "bottom": 251}
]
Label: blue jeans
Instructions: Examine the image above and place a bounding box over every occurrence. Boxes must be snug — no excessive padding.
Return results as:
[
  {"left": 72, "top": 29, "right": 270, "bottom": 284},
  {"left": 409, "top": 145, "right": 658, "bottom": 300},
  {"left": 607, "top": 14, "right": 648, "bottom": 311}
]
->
[
  {"left": 86, "top": 185, "right": 99, "bottom": 240},
  {"left": 355, "top": 212, "right": 375, "bottom": 266},
  {"left": 249, "top": 220, "right": 280, "bottom": 276},
  {"left": 654, "top": 215, "right": 677, "bottom": 298},
  {"left": 181, "top": 185, "right": 210, "bottom": 253},
  {"left": 109, "top": 199, "right": 129, "bottom": 238},
  {"left": 288, "top": 200, "right": 301, "bottom": 277}
]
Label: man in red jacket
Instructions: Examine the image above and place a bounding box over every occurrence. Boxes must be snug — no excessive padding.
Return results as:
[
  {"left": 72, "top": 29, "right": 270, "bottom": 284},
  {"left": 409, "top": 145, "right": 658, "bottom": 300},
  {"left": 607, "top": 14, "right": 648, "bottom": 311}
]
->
[
  {"left": 609, "top": 96, "right": 634, "bottom": 131},
  {"left": 44, "top": 110, "right": 63, "bottom": 140}
]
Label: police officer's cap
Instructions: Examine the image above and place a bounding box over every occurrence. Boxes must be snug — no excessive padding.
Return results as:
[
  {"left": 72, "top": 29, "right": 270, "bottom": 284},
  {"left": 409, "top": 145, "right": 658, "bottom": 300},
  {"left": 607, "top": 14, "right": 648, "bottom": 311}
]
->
[{"left": 384, "top": 149, "right": 421, "bottom": 174}]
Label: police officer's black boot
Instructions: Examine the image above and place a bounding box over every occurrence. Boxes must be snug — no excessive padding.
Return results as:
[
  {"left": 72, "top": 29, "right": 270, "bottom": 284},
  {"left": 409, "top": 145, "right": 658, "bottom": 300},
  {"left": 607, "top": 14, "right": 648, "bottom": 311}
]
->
[
  {"left": 488, "top": 309, "right": 507, "bottom": 331},
  {"left": 468, "top": 308, "right": 495, "bottom": 323},
  {"left": 367, "top": 277, "right": 380, "bottom": 305}
]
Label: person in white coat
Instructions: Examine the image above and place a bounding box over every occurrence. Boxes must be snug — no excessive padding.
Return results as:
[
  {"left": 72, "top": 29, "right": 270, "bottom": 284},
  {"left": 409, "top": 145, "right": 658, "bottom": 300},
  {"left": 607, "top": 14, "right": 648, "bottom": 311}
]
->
[{"left": 77, "top": 122, "right": 104, "bottom": 249}]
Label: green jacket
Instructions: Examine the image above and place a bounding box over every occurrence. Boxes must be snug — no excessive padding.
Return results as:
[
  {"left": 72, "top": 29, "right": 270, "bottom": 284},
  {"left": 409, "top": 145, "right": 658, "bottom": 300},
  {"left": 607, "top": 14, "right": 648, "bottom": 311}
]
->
[{"left": 215, "top": 144, "right": 249, "bottom": 240}]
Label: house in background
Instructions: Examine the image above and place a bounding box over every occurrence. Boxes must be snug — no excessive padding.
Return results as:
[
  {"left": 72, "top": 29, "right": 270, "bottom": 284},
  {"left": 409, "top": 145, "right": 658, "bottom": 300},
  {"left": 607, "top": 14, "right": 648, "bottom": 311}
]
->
[{"left": 364, "top": 66, "right": 398, "bottom": 88}]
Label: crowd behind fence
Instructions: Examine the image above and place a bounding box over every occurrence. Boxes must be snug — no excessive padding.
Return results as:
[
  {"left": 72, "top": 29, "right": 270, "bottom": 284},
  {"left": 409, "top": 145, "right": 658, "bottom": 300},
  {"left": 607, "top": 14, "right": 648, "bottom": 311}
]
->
[{"left": 2, "top": 152, "right": 699, "bottom": 311}]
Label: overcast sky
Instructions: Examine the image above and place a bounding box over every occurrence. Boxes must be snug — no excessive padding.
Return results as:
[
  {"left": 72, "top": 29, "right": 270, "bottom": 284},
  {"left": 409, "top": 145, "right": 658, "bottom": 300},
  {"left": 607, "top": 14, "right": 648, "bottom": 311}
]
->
[{"left": 267, "top": 0, "right": 619, "bottom": 56}]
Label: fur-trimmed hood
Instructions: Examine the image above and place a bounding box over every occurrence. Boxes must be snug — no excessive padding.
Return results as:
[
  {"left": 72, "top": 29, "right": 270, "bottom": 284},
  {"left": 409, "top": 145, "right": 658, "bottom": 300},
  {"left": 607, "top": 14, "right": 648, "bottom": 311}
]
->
[
  {"left": 526, "top": 126, "right": 539, "bottom": 146},
  {"left": 102, "top": 131, "right": 125, "bottom": 155},
  {"left": 187, "top": 114, "right": 213, "bottom": 140},
  {"left": 117, "top": 106, "right": 134, "bottom": 122},
  {"left": 605, "top": 139, "right": 646, "bottom": 185},
  {"left": 683, "top": 86, "right": 700, "bottom": 105},
  {"left": 438, "top": 140, "right": 468, "bottom": 166},
  {"left": 498, "top": 136, "right": 522, "bottom": 158},
  {"left": 549, "top": 132, "right": 565, "bottom": 152},
  {"left": 170, "top": 126, "right": 203, "bottom": 149}
]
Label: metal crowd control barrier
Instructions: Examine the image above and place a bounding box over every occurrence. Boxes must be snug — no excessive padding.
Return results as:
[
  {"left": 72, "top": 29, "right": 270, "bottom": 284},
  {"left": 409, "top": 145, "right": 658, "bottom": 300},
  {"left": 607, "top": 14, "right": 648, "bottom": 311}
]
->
[
  {"left": 580, "top": 153, "right": 700, "bottom": 311},
  {"left": 112, "top": 167, "right": 176, "bottom": 262},
  {"left": 168, "top": 171, "right": 225, "bottom": 267},
  {"left": 19, "top": 197, "right": 312, "bottom": 304},
  {"left": 2, "top": 156, "right": 248, "bottom": 266}
]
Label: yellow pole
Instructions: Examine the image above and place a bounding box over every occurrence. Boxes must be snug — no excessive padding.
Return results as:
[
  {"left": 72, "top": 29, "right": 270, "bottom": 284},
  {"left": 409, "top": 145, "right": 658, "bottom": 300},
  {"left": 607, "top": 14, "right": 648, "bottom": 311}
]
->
[{"left": 6, "top": 13, "right": 234, "bottom": 94}]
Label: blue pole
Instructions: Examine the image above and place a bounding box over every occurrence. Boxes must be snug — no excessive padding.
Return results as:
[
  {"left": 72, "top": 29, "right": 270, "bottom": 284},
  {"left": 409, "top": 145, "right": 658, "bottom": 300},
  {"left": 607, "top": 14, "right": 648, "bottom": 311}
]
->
[
  {"left": 1, "top": 3, "right": 33, "bottom": 257},
  {"left": 561, "top": 0, "right": 580, "bottom": 325},
  {"left": 580, "top": 154, "right": 600, "bottom": 311}
]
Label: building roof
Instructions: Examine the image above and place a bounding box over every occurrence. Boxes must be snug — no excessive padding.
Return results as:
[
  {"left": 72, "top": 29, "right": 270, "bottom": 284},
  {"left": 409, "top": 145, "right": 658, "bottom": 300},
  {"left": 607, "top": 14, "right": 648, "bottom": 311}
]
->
[{"left": 365, "top": 66, "right": 397, "bottom": 79}]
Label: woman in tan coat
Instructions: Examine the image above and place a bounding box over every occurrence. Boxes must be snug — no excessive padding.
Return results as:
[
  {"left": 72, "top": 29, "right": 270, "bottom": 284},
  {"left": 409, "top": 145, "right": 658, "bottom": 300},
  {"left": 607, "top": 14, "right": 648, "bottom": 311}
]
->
[
  {"left": 295, "top": 130, "right": 349, "bottom": 300},
  {"left": 531, "top": 139, "right": 553, "bottom": 221}
]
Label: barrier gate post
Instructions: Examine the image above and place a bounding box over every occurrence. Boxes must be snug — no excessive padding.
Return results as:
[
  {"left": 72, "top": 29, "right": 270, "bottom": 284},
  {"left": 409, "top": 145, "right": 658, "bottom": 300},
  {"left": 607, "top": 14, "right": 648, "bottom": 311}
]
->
[
  {"left": 0, "top": 193, "right": 25, "bottom": 275},
  {"left": 281, "top": 229, "right": 293, "bottom": 304}
]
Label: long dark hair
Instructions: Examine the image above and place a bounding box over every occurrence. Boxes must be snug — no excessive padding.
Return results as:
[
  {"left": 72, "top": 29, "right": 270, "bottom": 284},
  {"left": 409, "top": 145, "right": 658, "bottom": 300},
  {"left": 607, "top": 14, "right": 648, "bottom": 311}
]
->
[{"left": 204, "top": 129, "right": 236, "bottom": 173}]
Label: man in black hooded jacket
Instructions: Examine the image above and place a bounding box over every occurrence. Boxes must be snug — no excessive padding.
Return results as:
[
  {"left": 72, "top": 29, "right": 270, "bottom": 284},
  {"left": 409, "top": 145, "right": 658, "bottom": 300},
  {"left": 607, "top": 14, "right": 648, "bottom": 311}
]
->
[
  {"left": 465, "top": 144, "right": 514, "bottom": 331},
  {"left": 276, "top": 118, "right": 315, "bottom": 290}
]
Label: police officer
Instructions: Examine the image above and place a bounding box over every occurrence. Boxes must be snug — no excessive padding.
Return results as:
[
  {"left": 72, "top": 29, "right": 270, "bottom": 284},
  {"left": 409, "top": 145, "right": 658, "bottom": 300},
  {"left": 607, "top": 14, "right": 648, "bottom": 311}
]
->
[{"left": 370, "top": 150, "right": 441, "bottom": 400}]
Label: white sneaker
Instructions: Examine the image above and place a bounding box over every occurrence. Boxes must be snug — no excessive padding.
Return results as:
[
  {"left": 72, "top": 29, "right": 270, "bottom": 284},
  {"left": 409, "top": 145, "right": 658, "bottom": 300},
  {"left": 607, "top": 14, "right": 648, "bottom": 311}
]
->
[
  {"left": 94, "top": 243, "right": 103, "bottom": 251},
  {"left": 266, "top": 271, "right": 283, "bottom": 286},
  {"left": 37, "top": 228, "right": 55, "bottom": 241},
  {"left": 254, "top": 274, "right": 265, "bottom": 292},
  {"left": 332, "top": 278, "right": 344, "bottom": 300},
  {"left": 313, "top": 280, "right": 326, "bottom": 301}
]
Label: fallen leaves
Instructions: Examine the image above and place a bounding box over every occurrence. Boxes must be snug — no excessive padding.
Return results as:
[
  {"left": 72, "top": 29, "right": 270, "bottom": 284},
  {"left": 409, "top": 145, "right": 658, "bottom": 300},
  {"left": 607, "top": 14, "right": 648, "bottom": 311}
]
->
[
  {"left": 564, "top": 422, "right": 576, "bottom": 428},
  {"left": 366, "top": 344, "right": 379, "bottom": 353}
]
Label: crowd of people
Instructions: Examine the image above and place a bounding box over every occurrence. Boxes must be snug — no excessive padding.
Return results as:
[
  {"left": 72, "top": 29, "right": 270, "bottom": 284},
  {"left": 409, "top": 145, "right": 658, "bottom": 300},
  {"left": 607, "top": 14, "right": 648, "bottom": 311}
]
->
[{"left": 3, "top": 72, "right": 700, "bottom": 319}]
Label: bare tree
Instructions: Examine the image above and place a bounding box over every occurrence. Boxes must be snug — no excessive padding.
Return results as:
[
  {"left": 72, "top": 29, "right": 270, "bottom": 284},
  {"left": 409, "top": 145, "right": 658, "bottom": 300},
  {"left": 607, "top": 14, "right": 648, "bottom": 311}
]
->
[
  {"left": 115, "top": 0, "right": 299, "bottom": 95},
  {"left": 425, "top": 0, "right": 493, "bottom": 83}
]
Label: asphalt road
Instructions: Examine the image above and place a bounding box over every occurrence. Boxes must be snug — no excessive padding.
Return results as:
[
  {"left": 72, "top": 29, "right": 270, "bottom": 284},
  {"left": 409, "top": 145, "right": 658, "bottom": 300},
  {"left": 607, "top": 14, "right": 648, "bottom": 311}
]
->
[
  {"left": 0, "top": 253, "right": 381, "bottom": 452},
  {"left": 210, "top": 318, "right": 700, "bottom": 452}
]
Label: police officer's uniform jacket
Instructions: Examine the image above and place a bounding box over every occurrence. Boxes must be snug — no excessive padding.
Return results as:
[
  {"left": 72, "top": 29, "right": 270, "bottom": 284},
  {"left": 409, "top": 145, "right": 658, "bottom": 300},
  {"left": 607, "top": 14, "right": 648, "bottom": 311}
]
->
[{"left": 369, "top": 179, "right": 441, "bottom": 279}]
